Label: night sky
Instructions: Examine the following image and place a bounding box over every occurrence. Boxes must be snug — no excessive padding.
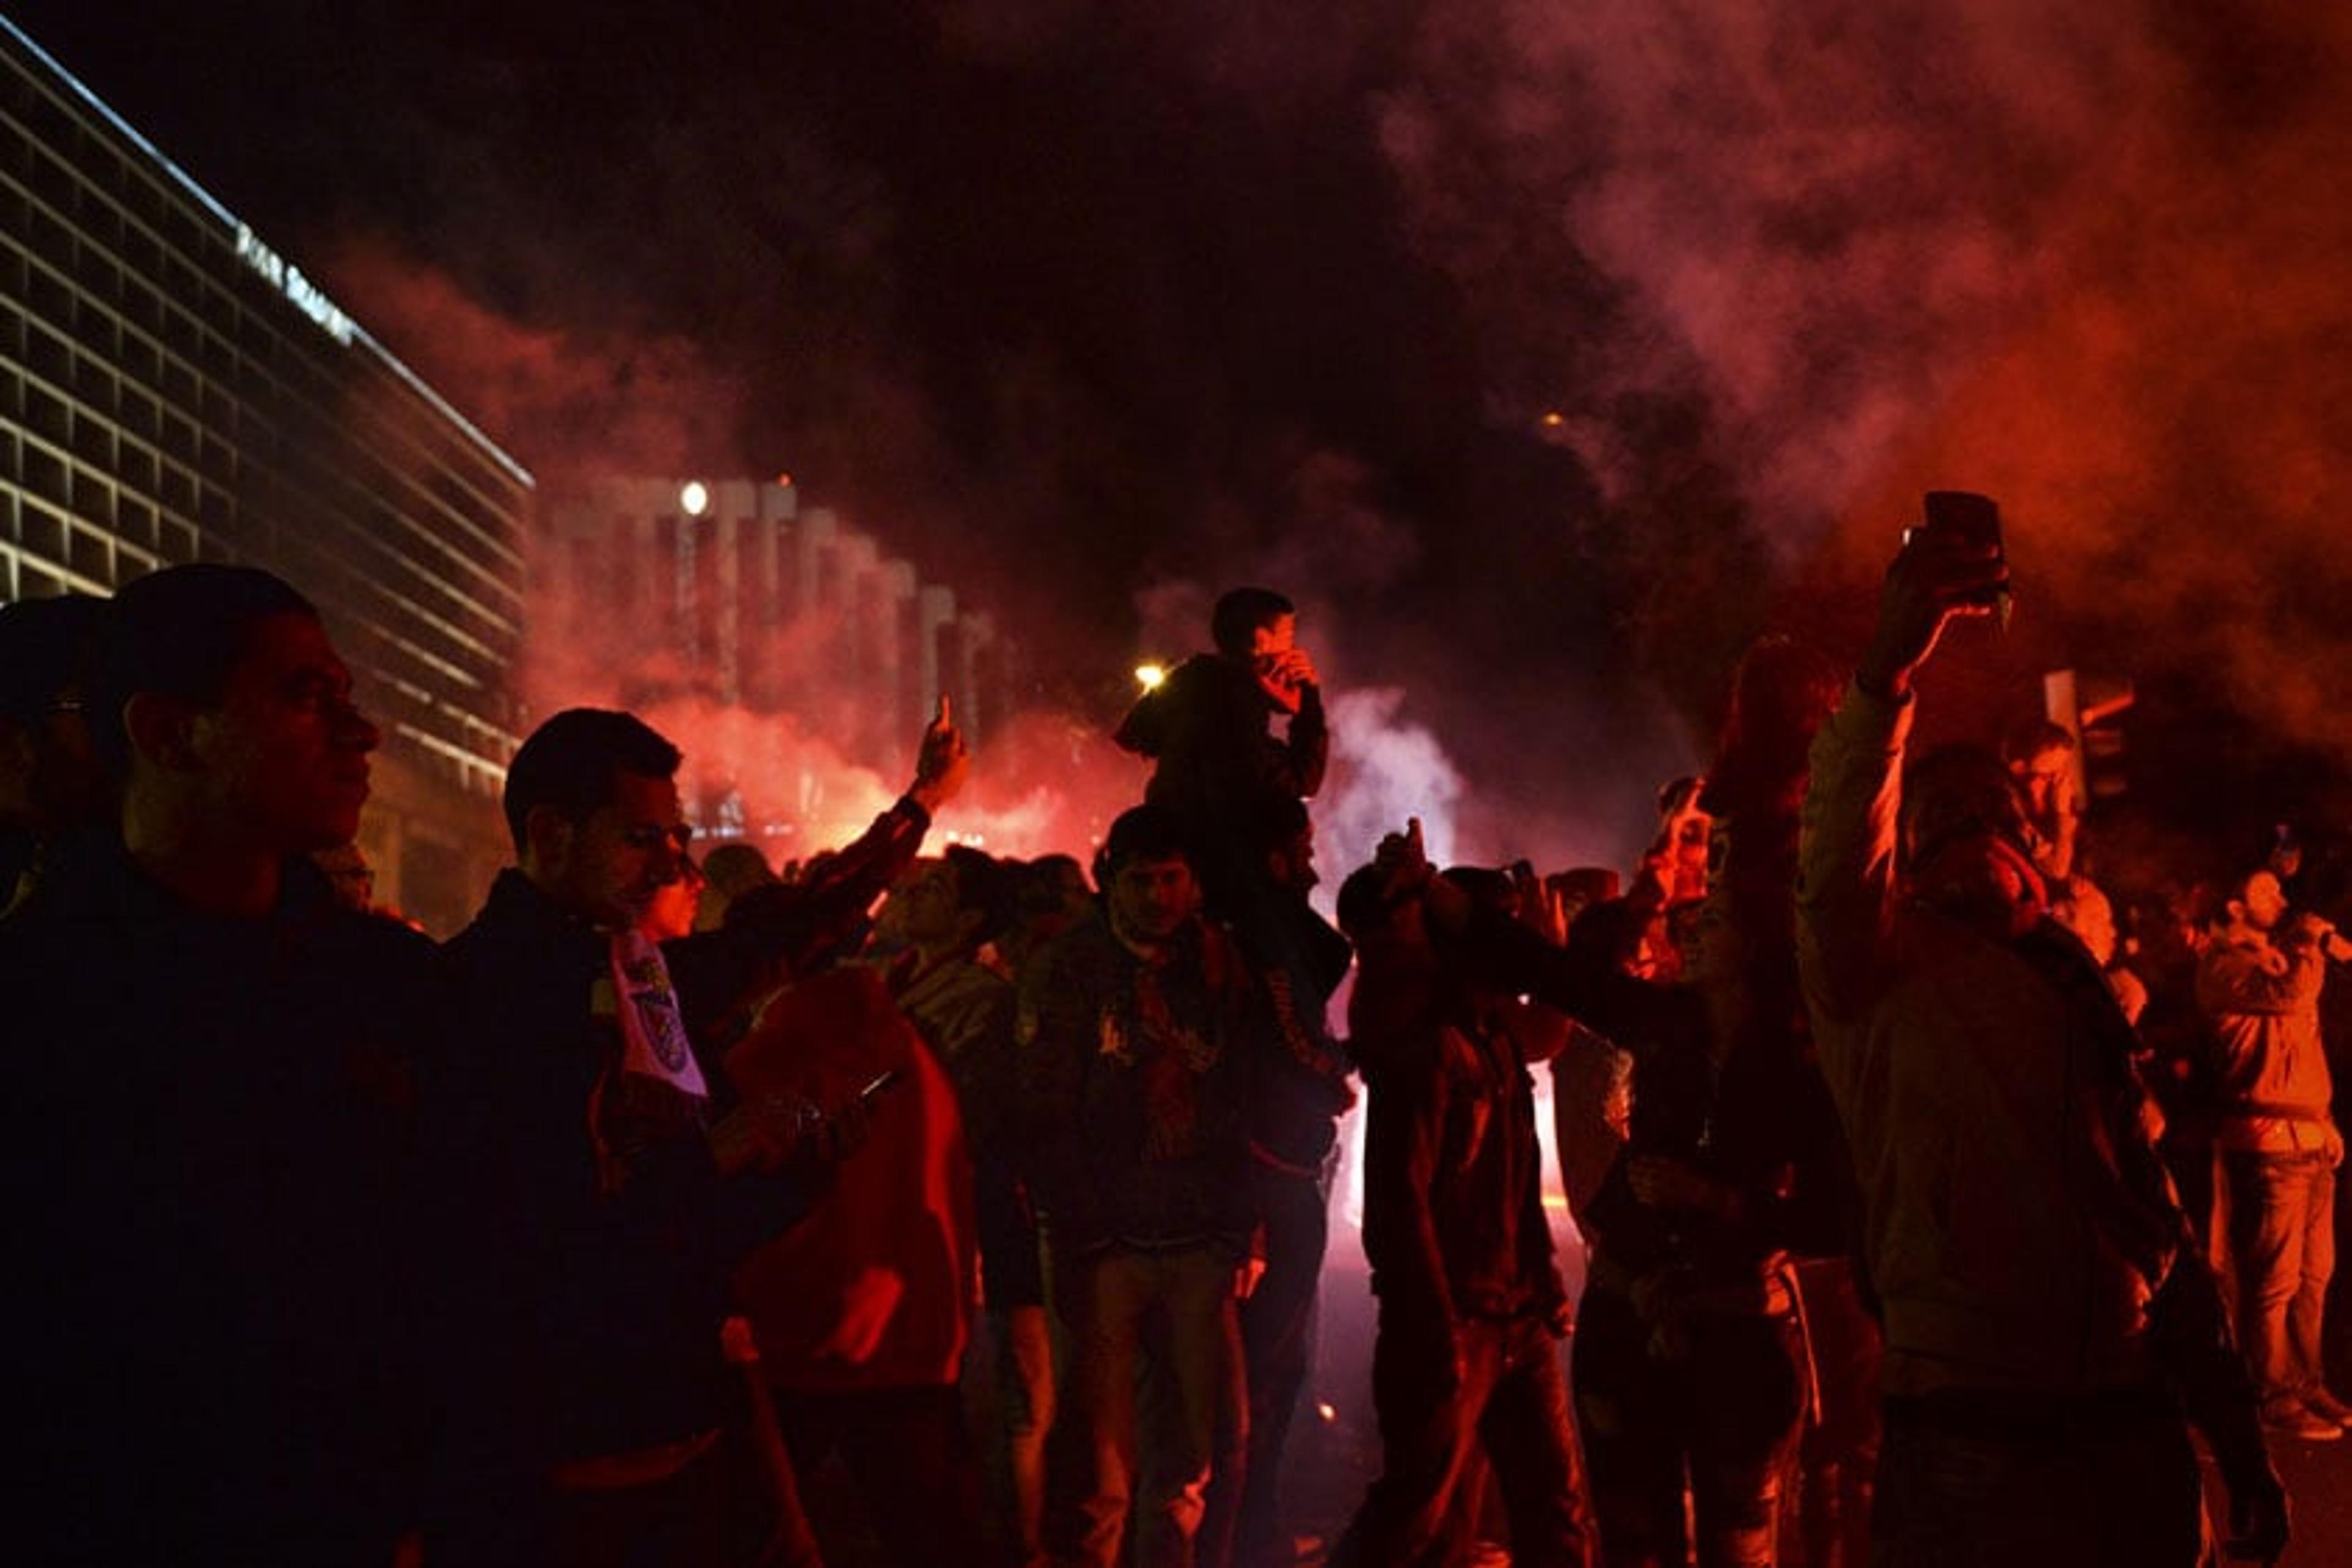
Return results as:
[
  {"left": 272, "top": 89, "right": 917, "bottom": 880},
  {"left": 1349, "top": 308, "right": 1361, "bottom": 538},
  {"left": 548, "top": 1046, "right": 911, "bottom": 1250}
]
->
[{"left": 15, "top": 1, "right": 2352, "bottom": 875}]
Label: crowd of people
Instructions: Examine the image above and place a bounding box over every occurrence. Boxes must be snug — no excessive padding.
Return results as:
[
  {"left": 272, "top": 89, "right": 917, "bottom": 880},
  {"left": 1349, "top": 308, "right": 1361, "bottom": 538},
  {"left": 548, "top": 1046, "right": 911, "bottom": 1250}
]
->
[{"left": 0, "top": 530, "right": 2339, "bottom": 1567}]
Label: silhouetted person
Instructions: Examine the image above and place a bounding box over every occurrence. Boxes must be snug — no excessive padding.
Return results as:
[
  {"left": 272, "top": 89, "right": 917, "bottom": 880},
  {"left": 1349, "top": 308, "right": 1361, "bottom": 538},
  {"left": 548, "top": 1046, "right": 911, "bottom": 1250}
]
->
[
  {"left": 1115, "top": 586, "right": 1327, "bottom": 919},
  {"left": 1796, "top": 525, "right": 2285, "bottom": 1565},
  {"left": 729, "top": 957, "right": 992, "bottom": 1567},
  {"left": 428, "top": 701, "right": 966, "bottom": 1567},
  {"left": 1229, "top": 797, "right": 1355, "bottom": 1568},
  {"left": 1328, "top": 851, "right": 1595, "bottom": 1568},
  {"left": 1018, "top": 805, "right": 1272, "bottom": 1568},
  {"left": 875, "top": 846, "right": 1054, "bottom": 1566},
  {"left": 1567, "top": 635, "right": 1847, "bottom": 1568},
  {"left": 0, "top": 592, "right": 108, "bottom": 918},
  {"left": 2, "top": 565, "right": 439, "bottom": 1564},
  {"left": 2198, "top": 867, "right": 2352, "bottom": 1439}
]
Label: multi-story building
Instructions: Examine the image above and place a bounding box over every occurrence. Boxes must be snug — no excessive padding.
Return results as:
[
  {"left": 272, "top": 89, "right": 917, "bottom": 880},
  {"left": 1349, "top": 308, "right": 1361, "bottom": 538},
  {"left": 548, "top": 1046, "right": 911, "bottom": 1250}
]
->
[
  {"left": 1, "top": 15, "right": 531, "bottom": 932},
  {"left": 540, "top": 476, "right": 1011, "bottom": 851}
]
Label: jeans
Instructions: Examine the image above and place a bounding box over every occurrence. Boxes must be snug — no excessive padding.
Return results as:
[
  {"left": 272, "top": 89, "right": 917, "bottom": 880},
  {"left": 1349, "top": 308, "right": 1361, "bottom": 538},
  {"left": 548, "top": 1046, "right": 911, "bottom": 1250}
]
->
[
  {"left": 2222, "top": 1150, "right": 2337, "bottom": 1404},
  {"left": 1335, "top": 1310, "right": 1595, "bottom": 1568},
  {"left": 1050, "top": 1244, "right": 1248, "bottom": 1568},
  {"left": 1871, "top": 1396, "right": 2207, "bottom": 1567},
  {"left": 1572, "top": 1282, "right": 1806, "bottom": 1568},
  {"left": 1232, "top": 1162, "right": 1332, "bottom": 1567}
]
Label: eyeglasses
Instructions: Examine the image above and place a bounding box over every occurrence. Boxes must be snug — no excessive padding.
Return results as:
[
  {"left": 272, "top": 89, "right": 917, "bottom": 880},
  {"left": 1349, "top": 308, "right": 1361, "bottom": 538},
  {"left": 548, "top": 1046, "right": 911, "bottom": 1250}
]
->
[{"left": 619, "top": 823, "right": 696, "bottom": 856}]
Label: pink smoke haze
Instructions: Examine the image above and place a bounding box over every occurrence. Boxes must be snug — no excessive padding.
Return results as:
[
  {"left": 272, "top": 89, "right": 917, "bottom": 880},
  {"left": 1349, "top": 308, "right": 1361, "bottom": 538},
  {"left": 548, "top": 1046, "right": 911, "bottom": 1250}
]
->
[{"left": 1384, "top": 0, "right": 2352, "bottom": 756}]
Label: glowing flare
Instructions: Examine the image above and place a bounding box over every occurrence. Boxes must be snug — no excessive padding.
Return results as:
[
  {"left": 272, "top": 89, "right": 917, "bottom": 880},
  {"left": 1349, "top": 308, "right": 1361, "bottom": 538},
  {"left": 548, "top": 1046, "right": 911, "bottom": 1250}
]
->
[
  {"left": 680, "top": 480, "right": 710, "bottom": 516},
  {"left": 1134, "top": 663, "right": 1167, "bottom": 691}
]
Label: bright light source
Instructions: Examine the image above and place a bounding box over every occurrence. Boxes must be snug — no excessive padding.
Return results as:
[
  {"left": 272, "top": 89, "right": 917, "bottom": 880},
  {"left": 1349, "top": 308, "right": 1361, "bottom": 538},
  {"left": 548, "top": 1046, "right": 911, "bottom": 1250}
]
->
[
  {"left": 1540, "top": 410, "right": 1566, "bottom": 428},
  {"left": 1134, "top": 663, "right": 1167, "bottom": 692},
  {"left": 1317, "top": 1402, "right": 1338, "bottom": 1423},
  {"left": 775, "top": 471, "right": 794, "bottom": 488},
  {"left": 680, "top": 481, "right": 710, "bottom": 516}
]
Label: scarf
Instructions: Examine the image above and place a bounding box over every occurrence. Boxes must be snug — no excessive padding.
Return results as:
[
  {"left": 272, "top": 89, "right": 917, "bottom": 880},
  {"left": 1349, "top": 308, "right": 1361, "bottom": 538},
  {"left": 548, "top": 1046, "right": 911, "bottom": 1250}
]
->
[{"left": 586, "top": 931, "right": 709, "bottom": 1193}]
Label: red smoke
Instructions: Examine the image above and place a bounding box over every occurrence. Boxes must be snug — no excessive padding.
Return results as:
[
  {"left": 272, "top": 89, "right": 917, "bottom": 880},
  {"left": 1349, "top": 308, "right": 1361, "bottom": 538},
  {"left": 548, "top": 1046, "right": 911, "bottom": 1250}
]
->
[{"left": 1385, "top": 0, "right": 2352, "bottom": 757}]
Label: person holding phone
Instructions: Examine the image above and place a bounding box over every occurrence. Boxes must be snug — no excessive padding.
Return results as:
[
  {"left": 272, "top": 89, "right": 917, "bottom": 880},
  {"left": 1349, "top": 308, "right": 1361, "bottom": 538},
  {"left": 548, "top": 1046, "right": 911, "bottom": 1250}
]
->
[
  {"left": 1795, "top": 509, "right": 2288, "bottom": 1566},
  {"left": 1114, "top": 585, "right": 1327, "bottom": 921}
]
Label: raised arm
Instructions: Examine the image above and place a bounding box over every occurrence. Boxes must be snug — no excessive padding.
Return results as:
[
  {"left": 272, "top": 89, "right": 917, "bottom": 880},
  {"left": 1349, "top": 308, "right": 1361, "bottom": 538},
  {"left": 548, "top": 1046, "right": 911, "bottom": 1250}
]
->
[{"left": 1795, "top": 527, "right": 2007, "bottom": 1027}]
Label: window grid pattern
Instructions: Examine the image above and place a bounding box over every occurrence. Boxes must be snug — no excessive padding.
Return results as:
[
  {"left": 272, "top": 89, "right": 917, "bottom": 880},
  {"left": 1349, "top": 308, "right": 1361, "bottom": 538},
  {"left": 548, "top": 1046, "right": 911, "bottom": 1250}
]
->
[{"left": 1, "top": 30, "right": 532, "bottom": 798}]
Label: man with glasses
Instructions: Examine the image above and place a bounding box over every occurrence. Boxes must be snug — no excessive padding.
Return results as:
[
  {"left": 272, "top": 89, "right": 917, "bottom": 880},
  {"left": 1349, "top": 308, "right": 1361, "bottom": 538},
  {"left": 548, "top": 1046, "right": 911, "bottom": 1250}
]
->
[{"left": 429, "top": 701, "right": 967, "bottom": 1566}]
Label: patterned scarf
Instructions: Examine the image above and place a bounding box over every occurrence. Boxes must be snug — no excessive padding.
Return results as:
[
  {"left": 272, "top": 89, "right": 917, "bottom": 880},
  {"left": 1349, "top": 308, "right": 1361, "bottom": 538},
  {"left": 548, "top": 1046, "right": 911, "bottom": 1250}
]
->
[{"left": 586, "top": 931, "right": 710, "bottom": 1194}]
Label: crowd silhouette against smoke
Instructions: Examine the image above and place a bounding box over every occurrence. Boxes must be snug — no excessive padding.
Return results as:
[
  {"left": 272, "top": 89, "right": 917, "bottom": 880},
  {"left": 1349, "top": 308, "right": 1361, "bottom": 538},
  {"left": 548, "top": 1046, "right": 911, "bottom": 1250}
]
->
[{"left": 10, "top": 1, "right": 2352, "bottom": 1564}]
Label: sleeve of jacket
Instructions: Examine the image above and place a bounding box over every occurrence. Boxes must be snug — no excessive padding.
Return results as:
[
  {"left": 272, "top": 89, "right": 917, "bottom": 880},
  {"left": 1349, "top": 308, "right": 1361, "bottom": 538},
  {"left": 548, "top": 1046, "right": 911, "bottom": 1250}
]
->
[
  {"left": 1362, "top": 1044, "right": 1459, "bottom": 1330},
  {"left": 1795, "top": 683, "right": 1910, "bottom": 1039},
  {"left": 668, "top": 797, "right": 932, "bottom": 1024},
  {"left": 1114, "top": 685, "right": 1169, "bottom": 758},
  {"left": 1463, "top": 907, "right": 1707, "bottom": 1055},
  {"left": 2195, "top": 937, "right": 2324, "bottom": 1019},
  {"left": 1012, "top": 938, "right": 1095, "bottom": 1208},
  {"left": 1279, "top": 684, "right": 1329, "bottom": 799}
]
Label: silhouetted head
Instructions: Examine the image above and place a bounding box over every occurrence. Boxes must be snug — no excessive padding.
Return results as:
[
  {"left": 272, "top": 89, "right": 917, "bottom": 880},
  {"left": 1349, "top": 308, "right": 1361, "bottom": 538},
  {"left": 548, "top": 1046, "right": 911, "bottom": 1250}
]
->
[
  {"left": 94, "top": 565, "right": 378, "bottom": 854},
  {"left": 1901, "top": 743, "right": 2046, "bottom": 932},
  {"left": 1211, "top": 587, "right": 1296, "bottom": 660},
  {"left": 506, "top": 707, "right": 689, "bottom": 930}
]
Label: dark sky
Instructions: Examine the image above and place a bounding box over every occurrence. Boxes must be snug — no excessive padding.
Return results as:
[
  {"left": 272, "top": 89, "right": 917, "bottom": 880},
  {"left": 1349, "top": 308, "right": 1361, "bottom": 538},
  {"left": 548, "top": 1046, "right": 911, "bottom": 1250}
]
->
[{"left": 17, "top": 0, "right": 2352, "bottom": 872}]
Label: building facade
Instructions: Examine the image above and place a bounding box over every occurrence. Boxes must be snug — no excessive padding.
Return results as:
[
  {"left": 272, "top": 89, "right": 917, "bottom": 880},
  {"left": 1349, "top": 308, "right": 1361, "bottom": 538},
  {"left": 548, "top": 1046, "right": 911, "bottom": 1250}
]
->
[
  {"left": 1, "top": 15, "right": 530, "bottom": 933},
  {"left": 540, "top": 476, "right": 1011, "bottom": 853}
]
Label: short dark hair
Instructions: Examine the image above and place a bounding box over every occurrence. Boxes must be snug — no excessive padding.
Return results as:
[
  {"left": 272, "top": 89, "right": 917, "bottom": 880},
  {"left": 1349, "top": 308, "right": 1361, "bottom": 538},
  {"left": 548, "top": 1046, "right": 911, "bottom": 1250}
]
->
[
  {"left": 0, "top": 594, "right": 107, "bottom": 726},
  {"left": 1335, "top": 863, "right": 1396, "bottom": 941},
  {"left": 86, "top": 566, "right": 318, "bottom": 778},
  {"left": 1901, "top": 743, "right": 2035, "bottom": 870},
  {"left": 1095, "top": 803, "right": 1196, "bottom": 884},
  {"left": 503, "top": 707, "right": 683, "bottom": 853},
  {"left": 943, "top": 844, "right": 1017, "bottom": 943},
  {"left": 1211, "top": 587, "right": 1294, "bottom": 660}
]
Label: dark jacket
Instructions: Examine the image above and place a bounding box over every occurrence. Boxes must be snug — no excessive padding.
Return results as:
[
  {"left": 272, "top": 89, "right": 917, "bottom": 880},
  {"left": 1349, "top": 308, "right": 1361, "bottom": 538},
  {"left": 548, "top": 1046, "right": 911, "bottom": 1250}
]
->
[
  {"left": 430, "top": 799, "right": 930, "bottom": 1473},
  {"left": 1014, "top": 911, "right": 1267, "bottom": 1258},
  {"left": 2, "top": 838, "right": 440, "bottom": 1564},
  {"left": 1115, "top": 653, "right": 1328, "bottom": 846},
  {"left": 1352, "top": 946, "right": 1567, "bottom": 1330}
]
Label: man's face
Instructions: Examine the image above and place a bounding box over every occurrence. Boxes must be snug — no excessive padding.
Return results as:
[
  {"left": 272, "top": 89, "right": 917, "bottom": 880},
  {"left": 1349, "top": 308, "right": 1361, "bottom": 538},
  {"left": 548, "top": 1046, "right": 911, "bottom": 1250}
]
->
[
  {"left": 1108, "top": 852, "right": 1201, "bottom": 946},
  {"left": 638, "top": 854, "right": 705, "bottom": 943},
  {"left": 540, "top": 771, "right": 692, "bottom": 931},
  {"left": 2241, "top": 871, "right": 2290, "bottom": 932},
  {"left": 1270, "top": 823, "right": 1317, "bottom": 896},
  {"left": 1, "top": 702, "right": 104, "bottom": 835},
  {"left": 189, "top": 612, "right": 379, "bottom": 854},
  {"left": 1249, "top": 613, "right": 1303, "bottom": 711},
  {"left": 888, "top": 858, "right": 971, "bottom": 950}
]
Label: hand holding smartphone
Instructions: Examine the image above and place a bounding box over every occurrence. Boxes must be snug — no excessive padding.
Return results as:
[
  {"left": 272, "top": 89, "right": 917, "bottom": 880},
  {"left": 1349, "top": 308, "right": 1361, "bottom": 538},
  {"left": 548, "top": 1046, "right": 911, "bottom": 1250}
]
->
[{"left": 1908, "top": 491, "right": 2011, "bottom": 629}]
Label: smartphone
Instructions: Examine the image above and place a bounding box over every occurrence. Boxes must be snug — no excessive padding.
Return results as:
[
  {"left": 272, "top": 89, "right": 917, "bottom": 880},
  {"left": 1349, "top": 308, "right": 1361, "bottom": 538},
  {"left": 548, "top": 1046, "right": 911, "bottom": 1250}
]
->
[{"left": 1915, "top": 490, "right": 2011, "bottom": 628}]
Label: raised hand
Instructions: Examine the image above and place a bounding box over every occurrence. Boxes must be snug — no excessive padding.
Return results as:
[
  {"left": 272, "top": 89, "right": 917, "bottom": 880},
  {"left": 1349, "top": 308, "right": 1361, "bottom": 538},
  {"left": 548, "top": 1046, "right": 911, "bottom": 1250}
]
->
[
  {"left": 1857, "top": 525, "right": 2011, "bottom": 699},
  {"left": 910, "top": 693, "right": 970, "bottom": 815}
]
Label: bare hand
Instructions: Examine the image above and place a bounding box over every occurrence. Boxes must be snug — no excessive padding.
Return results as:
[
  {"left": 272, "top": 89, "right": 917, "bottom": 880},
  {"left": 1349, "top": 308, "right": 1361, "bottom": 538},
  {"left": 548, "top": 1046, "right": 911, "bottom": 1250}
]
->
[
  {"left": 1858, "top": 526, "right": 2010, "bottom": 698},
  {"left": 1374, "top": 818, "right": 1434, "bottom": 897},
  {"left": 1254, "top": 646, "right": 1319, "bottom": 713},
  {"left": 909, "top": 695, "right": 970, "bottom": 815}
]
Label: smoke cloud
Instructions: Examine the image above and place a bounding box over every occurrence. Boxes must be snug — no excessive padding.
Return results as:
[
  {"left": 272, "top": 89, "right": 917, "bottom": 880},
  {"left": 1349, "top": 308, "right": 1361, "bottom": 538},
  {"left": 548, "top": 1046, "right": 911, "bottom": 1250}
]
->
[{"left": 1377, "top": 0, "right": 2352, "bottom": 774}]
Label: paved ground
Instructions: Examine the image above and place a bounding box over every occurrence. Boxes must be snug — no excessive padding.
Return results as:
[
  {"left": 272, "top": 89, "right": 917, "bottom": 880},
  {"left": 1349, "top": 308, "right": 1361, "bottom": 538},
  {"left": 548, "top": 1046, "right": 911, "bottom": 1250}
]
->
[{"left": 1268, "top": 1231, "right": 2352, "bottom": 1566}]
